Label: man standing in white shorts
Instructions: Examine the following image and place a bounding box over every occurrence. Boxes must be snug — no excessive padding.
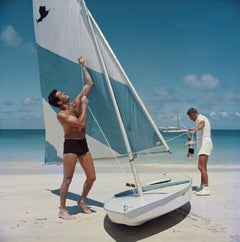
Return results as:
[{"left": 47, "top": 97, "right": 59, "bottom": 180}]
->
[{"left": 187, "top": 108, "right": 213, "bottom": 196}]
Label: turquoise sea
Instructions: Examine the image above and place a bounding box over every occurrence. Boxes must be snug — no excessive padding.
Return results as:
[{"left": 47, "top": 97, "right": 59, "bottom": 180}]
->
[{"left": 0, "top": 129, "right": 239, "bottom": 166}]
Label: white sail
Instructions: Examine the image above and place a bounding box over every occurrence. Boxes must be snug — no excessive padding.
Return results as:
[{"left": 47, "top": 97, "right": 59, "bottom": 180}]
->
[{"left": 33, "top": 0, "right": 170, "bottom": 163}]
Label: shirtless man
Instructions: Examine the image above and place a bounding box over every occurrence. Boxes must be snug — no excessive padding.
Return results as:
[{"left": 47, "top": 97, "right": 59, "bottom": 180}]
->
[
  {"left": 48, "top": 57, "right": 96, "bottom": 219},
  {"left": 187, "top": 108, "right": 213, "bottom": 196},
  {"left": 185, "top": 137, "right": 196, "bottom": 159}
]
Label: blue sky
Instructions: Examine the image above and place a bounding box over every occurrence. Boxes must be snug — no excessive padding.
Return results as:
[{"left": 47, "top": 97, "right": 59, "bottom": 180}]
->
[{"left": 0, "top": 0, "right": 240, "bottom": 129}]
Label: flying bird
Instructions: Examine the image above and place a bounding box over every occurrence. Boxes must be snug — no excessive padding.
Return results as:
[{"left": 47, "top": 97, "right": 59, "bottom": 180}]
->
[{"left": 36, "top": 6, "right": 49, "bottom": 23}]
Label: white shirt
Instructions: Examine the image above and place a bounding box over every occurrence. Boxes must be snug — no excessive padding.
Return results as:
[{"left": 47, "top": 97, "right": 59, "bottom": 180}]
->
[{"left": 196, "top": 114, "right": 211, "bottom": 140}]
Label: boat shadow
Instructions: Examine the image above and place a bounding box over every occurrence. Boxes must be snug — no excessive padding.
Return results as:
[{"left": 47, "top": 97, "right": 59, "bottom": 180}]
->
[
  {"left": 104, "top": 202, "right": 191, "bottom": 242},
  {"left": 49, "top": 189, "right": 104, "bottom": 215}
]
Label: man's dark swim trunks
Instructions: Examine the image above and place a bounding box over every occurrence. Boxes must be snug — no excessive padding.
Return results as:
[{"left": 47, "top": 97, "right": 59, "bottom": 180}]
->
[
  {"left": 188, "top": 148, "right": 194, "bottom": 154},
  {"left": 64, "top": 139, "right": 89, "bottom": 156}
]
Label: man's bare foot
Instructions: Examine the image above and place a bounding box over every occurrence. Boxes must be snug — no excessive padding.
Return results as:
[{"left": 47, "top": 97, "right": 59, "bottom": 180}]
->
[
  {"left": 58, "top": 208, "right": 75, "bottom": 220},
  {"left": 78, "top": 200, "right": 91, "bottom": 214}
]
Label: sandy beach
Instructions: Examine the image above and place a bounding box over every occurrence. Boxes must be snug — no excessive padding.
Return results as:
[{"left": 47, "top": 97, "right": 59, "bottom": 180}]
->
[{"left": 0, "top": 161, "right": 239, "bottom": 242}]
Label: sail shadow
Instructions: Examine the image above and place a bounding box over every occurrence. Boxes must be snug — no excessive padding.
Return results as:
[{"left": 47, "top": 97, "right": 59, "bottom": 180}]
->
[
  {"left": 104, "top": 202, "right": 191, "bottom": 242},
  {"left": 49, "top": 189, "right": 104, "bottom": 208}
]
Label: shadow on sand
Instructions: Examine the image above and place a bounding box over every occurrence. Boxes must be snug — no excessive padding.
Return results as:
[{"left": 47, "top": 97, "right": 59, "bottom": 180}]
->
[
  {"left": 49, "top": 189, "right": 104, "bottom": 215},
  {"left": 192, "top": 186, "right": 199, "bottom": 191},
  {"left": 104, "top": 202, "right": 191, "bottom": 242}
]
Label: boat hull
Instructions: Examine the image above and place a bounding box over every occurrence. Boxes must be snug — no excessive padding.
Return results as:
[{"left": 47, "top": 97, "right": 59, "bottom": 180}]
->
[{"left": 104, "top": 174, "right": 192, "bottom": 226}]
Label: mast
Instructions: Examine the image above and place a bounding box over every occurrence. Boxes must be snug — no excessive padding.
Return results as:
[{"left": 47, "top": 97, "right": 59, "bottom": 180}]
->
[
  {"left": 88, "top": 11, "right": 170, "bottom": 153},
  {"left": 80, "top": 0, "right": 143, "bottom": 196},
  {"left": 165, "top": 114, "right": 168, "bottom": 129},
  {"left": 176, "top": 112, "right": 179, "bottom": 129}
]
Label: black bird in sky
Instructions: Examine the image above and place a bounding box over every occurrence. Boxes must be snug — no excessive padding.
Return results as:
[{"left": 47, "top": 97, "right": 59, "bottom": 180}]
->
[{"left": 36, "top": 6, "right": 49, "bottom": 23}]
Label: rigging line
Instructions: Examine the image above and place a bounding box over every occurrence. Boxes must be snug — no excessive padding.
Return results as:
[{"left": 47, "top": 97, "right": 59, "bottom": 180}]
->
[
  {"left": 80, "top": 68, "right": 136, "bottom": 194},
  {"left": 87, "top": 106, "right": 126, "bottom": 176},
  {"left": 165, "top": 132, "right": 188, "bottom": 143}
]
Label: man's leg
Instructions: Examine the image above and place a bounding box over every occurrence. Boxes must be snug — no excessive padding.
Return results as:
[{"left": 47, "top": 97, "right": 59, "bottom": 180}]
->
[
  {"left": 59, "top": 153, "right": 77, "bottom": 219},
  {"left": 198, "top": 154, "right": 209, "bottom": 186},
  {"left": 78, "top": 152, "right": 96, "bottom": 214}
]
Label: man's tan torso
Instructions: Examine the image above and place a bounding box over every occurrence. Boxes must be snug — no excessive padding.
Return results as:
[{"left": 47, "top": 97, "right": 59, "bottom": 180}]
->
[{"left": 57, "top": 95, "right": 86, "bottom": 140}]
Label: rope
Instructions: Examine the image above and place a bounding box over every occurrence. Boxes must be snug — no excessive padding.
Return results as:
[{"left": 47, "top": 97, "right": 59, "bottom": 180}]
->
[
  {"left": 165, "top": 132, "right": 188, "bottom": 143},
  {"left": 87, "top": 106, "right": 126, "bottom": 175}
]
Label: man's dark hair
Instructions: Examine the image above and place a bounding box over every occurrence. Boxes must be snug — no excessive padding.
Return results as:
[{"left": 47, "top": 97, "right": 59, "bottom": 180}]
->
[
  {"left": 48, "top": 89, "right": 60, "bottom": 108},
  {"left": 187, "top": 108, "right": 198, "bottom": 116}
]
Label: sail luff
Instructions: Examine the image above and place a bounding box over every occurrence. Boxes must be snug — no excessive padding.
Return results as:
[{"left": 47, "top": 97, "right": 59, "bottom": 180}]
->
[{"left": 88, "top": 11, "right": 170, "bottom": 153}]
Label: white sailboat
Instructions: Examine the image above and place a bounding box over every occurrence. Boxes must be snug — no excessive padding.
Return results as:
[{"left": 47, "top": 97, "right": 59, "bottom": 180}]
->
[
  {"left": 33, "top": 0, "right": 192, "bottom": 226},
  {"left": 105, "top": 174, "right": 192, "bottom": 226},
  {"left": 160, "top": 112, "right": 188, "bottom": 133}
]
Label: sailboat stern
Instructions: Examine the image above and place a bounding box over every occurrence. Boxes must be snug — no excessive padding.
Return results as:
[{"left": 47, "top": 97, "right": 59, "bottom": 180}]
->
[{"left": 104, "top": 174, "right": 192, "bottom": 226}]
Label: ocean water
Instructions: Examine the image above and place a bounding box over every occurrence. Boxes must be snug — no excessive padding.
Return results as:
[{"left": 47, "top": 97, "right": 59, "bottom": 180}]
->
[
  {"left": 0, "top": 130, "right": 45, "bottom": 163},
  {"left": 0, "top": 129, "right": 239, "bottom": 166}
]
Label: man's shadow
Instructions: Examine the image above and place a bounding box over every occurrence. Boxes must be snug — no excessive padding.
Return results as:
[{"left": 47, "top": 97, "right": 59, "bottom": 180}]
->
[
  {"left": 104, "top": 202, "right": 191, "bottom": 242},
  {"left": 49, "top": 189, "right": 104, "bottom": 215}
]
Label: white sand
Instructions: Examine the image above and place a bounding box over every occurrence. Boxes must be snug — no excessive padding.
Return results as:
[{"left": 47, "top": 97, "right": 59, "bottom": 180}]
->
[{"left": 0, "top": 162, "right": 239, "bottom": 242}]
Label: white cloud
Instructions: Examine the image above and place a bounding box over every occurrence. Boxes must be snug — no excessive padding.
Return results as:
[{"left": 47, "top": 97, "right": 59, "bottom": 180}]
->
[
  {"left": 209, "top": 111, "right": 235, "bottom": 119},
  {"left": 235, "top": 112, "right": 240, "bottom": 118},
  {"left": 0, "top": 25, "right": 22, "bottom": 47},
  {"left": 154, "top": 86, "right": 169, "bottom": 96},
  {"left": 23, "top": 97, "right": 42, "bottom": 106},
  {"left": 184, "top": 74, "right": 219, "bottom": 90},
  {"left": 210, "top": 111, "right": 217, "bottom": 119},
  {"left": 23, "top": 97, "right": 34, "bottom": 105},
  {"left": 219, "top": 111, "right": 228, "bottom": 118}
]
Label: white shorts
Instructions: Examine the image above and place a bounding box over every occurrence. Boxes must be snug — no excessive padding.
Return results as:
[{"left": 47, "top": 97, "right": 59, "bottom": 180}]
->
[{"left": 197, "top": 138, "right": 213, "bottom": 156}]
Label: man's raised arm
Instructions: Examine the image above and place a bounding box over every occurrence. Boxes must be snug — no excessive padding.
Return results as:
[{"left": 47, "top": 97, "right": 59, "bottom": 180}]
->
[{"left": 78, "top": 56, "right": 94, "bottom": 97}]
